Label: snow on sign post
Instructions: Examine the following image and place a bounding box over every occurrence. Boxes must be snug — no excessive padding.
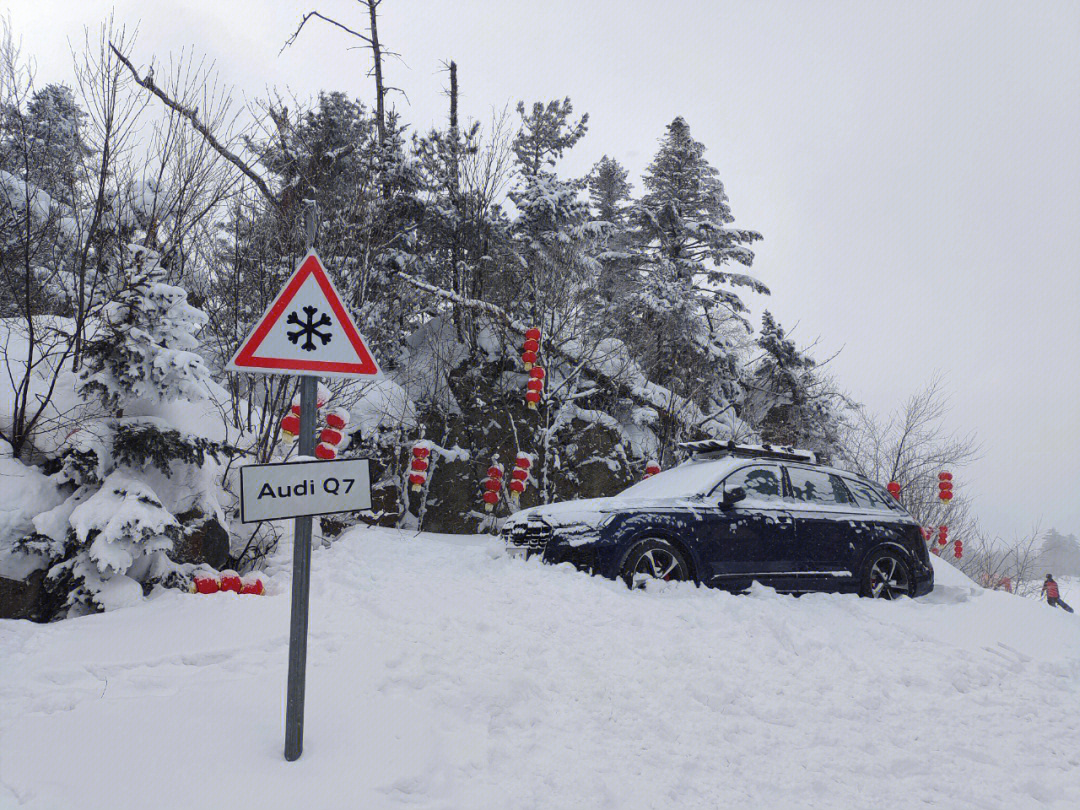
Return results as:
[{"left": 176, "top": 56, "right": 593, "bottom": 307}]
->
[{"left": 227, "top": 242, "right": 380, "bottom": 763}]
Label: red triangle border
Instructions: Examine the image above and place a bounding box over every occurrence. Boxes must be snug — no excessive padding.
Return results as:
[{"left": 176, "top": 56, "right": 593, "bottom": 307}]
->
[{"left": 230, "top": 253, "right": 380, "bottom": 376}]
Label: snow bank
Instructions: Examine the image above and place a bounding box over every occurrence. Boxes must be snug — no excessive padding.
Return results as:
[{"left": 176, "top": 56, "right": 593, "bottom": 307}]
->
[
  {"left": 0, "top": 454, "right": 65, "bottom": 578},
  {"left": 2, "top": 528, "right": 1078, "bottom": 809}
]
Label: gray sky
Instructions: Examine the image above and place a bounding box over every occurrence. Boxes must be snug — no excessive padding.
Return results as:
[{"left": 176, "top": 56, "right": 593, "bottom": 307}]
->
[{"left": 10, "top": 0, "right": 1080, "bottom": 538}]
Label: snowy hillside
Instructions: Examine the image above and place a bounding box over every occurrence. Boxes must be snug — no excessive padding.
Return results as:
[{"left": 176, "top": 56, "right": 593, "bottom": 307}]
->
[{"left": 3, "top": 529, "right": 1079, "bottom": 810}]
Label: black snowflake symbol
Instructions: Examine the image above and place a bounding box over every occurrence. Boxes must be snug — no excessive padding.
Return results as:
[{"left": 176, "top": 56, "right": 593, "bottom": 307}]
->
[{"left": 286, "top": 306, "right": 333, "bottom": 351}]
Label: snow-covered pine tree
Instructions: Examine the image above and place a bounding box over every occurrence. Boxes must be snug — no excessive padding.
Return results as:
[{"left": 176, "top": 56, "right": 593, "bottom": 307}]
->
[
  {"left": 78, "top": 245, "right": 210, "bottom": 413},
  {"left": 746, "top": 311, "right": 845, "bottom": 457},
  {"left": 508, "top": 98, "right": 598, "bottom": 321},
  {"left": 588, "top": 155, "right": 632, "bottom": 226},
  {"left": 22, "top": 246, "right": 220, "bottom": 616},
  {"left": 620, "top": 116, "right": 766, "bottom": 419}
]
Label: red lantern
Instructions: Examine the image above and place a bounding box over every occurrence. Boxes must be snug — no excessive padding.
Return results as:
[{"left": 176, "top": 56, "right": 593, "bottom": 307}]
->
[
  {"left": 529, "top": 366, "right": 546, "bottom": 380},
  {"left": 409, "top": 473, "right": 426, "bottom": 490},
  {"left": 919, "top": 527, "right": 931, "bottom": 541},
  {"left": 511, "top": 467, "right": 529, "bottom": 481},
  {"left": 938, "top": 480, "right": 953, "bottom": 492},
  {"left": 941, "top": 490, "right": 954, "bottom": 502},
  {"left": 412, "top": 446, "right": 431, "bottom": 459},
  {"left": 240, "top": 575, "right": 265, "bottom": 596},
  {"left": 280, "top": 414, "right": 300, "bottom": 441},
  {"left": 326, "top": 409, "right": 349, "bottom": 430},
  {"left": 525, "top": 391, "right": 542, "bottom": 409},
  {"left": 523, "top": 339, "right": 540, "bottom": 353},
  {"left": 315, "top": 442, "right": 337, "bottom": 460},
  {"left": 290, "top": 403, "right": 302, "bottom": 416},
  {"left": 527, "top": 378, "right": 544, "bottom": 392},
  {"left": 320, "top": 427, "right": 343, "bottom": 446},
  {"left": 220, "top": 570, "right": 242, "bottom": 593},
  {"left": 521, "top": 351, "right": 538, "bottom": 369},
  {"left": 487, "top": 466, "right": 503, "bottom": 479},
  {"left": 509, "top": 479, "right": 525, "bottom": 495},
  {"left": 483, "top": 491, "right": 499, "bottom": 508},
  {"left": 411, "top": 458, "right": 429, "bottom": 473},
  {"left": 525, "top": 327, "right": 541, "bottom": 342},
  {"left": 645, "top": 460, "right": 661, "bottom": 478},
  {"left": 887, "top": 481, "right": 901, "bottom": 499},
  {"left": 193, "top": 575, "right": 219, "bottom": 595},
  {"left": 939, "top": 471, "right": 953, "bottom": 482},
  {"left": 515, "top": 455, "right": 532, "bottom": 470},
  {"left": 482, "top": 478, "right": 500, "bottom": 492}
]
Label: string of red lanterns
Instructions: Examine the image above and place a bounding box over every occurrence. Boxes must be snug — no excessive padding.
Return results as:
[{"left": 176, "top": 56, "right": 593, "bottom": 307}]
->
[
  {"left": 481, "top": 462, "right": 503, "bottom": 512},
  {"left": 409, "top": 442, "right": 432, "bottom": 492},
  {"left": 280, "top": 388, "right": 331, "bottom": 445},
  {"left": 522, "top": 327, "right": 541, "bottom": 371},
  {"left": 192, "top": 570, "right": 265, "bottom": 595},
  {"left": 526, "top": 366, "right": 545, "bottom": 410},
  {"left": 315, "top": 407, "right": 350, "bottom": 460},
  {"left": 938, "top": 471, "right": 954, "bottom": 503},
  {"left": 508, "top": 453, "right": 532, "bottom": 500}
]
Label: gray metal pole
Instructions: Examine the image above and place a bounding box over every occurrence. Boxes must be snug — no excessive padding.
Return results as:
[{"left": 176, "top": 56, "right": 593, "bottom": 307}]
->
[
  {"left": 285, "top": 202, "right": 321, "bottom": 762},
  {"left": 284, "top": 374, "right": 317, "bottom": 761}
]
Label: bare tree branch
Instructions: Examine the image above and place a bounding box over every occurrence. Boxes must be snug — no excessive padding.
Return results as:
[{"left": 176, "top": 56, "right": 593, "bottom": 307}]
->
[{"left": 109, "top": 42, "right": 280, "bottom": 210}]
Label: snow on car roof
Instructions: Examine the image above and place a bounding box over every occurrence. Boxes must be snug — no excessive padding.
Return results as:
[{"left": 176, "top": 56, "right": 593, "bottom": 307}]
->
[{"left": 617, "top": 457, "right": 745, "bottom": 498}]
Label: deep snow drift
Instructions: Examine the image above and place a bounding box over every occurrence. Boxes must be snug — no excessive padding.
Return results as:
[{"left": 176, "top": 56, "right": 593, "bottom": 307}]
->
[{"left": 3, "top": 529, "right": 1079, "bottom": 810}]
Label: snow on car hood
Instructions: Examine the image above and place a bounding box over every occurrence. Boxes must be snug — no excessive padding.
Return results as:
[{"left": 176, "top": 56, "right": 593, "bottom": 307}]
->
[{"left": 508, "top": 495, "right": 704, "bottom": 528}]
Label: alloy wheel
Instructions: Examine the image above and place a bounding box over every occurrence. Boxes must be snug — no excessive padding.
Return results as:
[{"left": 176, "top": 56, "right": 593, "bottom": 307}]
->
[
  {"left": 869, "top": 555, "right": 912, "bottom": 600},
  {"left": 631, "top": 548, "right": 686, "bottom": 589}
]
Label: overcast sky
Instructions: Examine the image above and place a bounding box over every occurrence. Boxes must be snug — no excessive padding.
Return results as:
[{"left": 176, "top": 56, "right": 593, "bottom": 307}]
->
[{"left": 9, "top": 0, "right": 1080, "bottom": 538}]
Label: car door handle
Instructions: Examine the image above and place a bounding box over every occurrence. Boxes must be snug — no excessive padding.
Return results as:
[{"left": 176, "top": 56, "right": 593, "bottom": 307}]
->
[{"left": 762, "top": 512, "right": 794, "bottom": 525}]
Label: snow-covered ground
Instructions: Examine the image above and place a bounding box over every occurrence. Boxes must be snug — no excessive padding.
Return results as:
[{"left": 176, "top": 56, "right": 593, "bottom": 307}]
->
[{"left": 3, "top": 528, "right": 1079, "bottom": 810}]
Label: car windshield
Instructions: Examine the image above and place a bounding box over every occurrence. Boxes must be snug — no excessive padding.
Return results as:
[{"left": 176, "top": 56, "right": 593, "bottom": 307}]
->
[{"left": 618, "top": 458, "right": 737, "bottom": 499}]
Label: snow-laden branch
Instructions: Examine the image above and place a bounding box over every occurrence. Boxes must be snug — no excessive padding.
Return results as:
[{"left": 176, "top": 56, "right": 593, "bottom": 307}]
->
[{"left": 395, "top": 270, "right": 716, "bottom": 435}]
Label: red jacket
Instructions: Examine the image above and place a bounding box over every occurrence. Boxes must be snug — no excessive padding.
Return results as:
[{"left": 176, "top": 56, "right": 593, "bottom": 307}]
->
[{"left": 1045, "top": 580, "right": 1060, "bottom": 599}]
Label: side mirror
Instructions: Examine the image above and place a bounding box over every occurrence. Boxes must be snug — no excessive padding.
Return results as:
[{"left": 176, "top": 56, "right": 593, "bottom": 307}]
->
[{"left": 721, "top": 486, "right": 747, "bottom": 508}]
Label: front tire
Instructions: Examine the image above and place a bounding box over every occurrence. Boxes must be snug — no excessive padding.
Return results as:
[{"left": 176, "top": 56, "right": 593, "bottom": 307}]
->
[
  {"left": 620, "top": 539, "right": 689, "bottom": 589},
  {"left": 859, "top": 548, "right": 914, "bottom": 600}
]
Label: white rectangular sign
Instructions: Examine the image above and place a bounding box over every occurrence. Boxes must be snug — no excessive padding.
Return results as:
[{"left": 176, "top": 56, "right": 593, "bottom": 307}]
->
[{"left": 240, "top": 458, "right": 372, "bottom": 523}]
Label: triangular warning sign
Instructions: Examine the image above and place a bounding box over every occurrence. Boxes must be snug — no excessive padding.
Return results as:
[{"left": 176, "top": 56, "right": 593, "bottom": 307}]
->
[{"left": 227, "top": 251, "right": 381, "bottom": 379}]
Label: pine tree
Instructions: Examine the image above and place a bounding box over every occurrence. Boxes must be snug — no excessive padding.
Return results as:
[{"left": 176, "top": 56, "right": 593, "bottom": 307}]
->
[
  {"left": 747, "top": 311, "right": 845, "bottom": 456},
  {"left": 508, "top": 99, "right": 597, "bottom": 323},
  {"left": 638, "top": 116, "right": 765, "bottom": 302},
  {"left": 614, "top": 117, "right": 766, "bottom": 418},
  {"left": 78, "top": 246, "right": 211, "bottom": 414},
  {"left": 587, "top": 155, "right": 631, "bottom": 225}
]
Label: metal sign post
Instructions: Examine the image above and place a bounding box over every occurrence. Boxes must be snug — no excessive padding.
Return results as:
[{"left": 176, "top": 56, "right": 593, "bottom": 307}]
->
[
  {"left": 284, "top": 373, "right": 317, "bottom": 762},
  {"left": 285, "top": 201, "right": 320, "bottom": 762}
]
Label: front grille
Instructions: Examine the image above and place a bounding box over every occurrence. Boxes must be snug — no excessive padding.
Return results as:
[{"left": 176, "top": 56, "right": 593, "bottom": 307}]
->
[{"left": 507, "top": 518, "right": 553, "bottom": 555}]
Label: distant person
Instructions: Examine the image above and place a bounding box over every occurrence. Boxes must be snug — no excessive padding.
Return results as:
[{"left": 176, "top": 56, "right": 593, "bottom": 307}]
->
[{"left": 1042, "top": 575, "right": 1074, "bottom": 613}]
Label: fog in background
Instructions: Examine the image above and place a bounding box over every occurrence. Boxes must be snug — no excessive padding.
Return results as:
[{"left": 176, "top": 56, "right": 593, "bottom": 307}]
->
[{"left": 9, "top": 0, "right": 1079, "bottom": 538}]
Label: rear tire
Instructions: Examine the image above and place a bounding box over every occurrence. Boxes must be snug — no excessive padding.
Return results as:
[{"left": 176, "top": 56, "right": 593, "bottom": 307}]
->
[
  {"left": 859, "top": 548, "right": 914, "bottom": 599},
  {"left": 620, "top": 539, "right": 690, "bottom": 590}
]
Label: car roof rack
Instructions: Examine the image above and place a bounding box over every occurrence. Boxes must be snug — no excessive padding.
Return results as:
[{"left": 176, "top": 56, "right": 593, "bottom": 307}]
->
[{"left": 678, "top": 440, "right": 817, "bottom": 465}]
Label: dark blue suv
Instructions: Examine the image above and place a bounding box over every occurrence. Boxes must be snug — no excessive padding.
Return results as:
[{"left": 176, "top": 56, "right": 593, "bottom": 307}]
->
[{"left": 503, "top": 442, "right": 934, "bottom": 599}]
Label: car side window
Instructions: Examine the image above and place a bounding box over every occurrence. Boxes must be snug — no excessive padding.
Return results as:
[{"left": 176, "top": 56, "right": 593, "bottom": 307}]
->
[
  {"left": 786, "top": 467, "right": 853, "bottom": 507},
  {"left": 842, "top": 478, "right": 892, "bottom": 510},
  {"left": 723, "top": 464, "right": 783, "bottom": 502}
]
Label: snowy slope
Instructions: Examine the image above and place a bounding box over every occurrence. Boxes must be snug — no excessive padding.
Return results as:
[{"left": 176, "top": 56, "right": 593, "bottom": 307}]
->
[{"left": 3, "top": 529, "right": 1079, "bottom": 810}]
